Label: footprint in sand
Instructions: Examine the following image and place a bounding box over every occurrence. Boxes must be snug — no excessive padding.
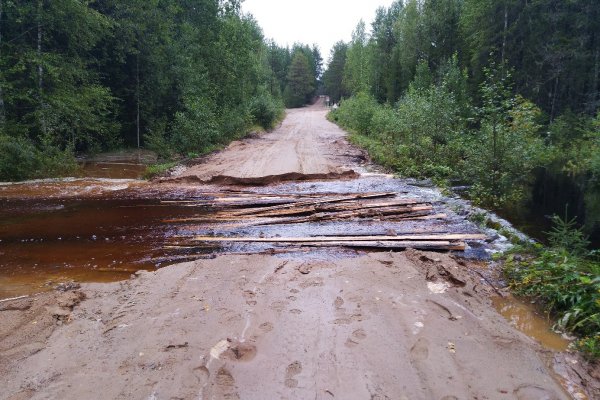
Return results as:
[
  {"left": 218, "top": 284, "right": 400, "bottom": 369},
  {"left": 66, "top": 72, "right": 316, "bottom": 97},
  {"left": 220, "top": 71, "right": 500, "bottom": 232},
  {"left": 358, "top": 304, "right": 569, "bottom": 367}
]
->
[
  {"left": 213, "top": 367, "right": 240, "bottom": 399},
  {"left": 270, "top": 301, "right": 287, "bottom": 312},
  {"left": 345, "top": 328, "right": 367, "bottom": 347},
  {"left": 285, "top": 361, "right": 302, "bottom": 388},
  {"left": 259, "top": 322, "right": 274, "bottom": 332},
  {"left": 514, "top": 384, "right": 560, "bottom": 400},
  {"left": 216, "top": 368, "right": 235, "bottom": 385},
  {"left": 410, "top": 337, "right": 429, "bottom": 361}
]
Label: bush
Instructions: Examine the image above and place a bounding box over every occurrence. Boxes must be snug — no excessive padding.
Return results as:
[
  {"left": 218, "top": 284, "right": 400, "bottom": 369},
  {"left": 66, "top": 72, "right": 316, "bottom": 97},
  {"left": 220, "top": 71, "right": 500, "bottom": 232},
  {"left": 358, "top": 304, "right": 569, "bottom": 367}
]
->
[
  {"left": 335, "top": 92, "right": 378, "bottom": 135},
  {"left": 370, "top": 106, "right": 401, "bottom": 141},
  {"left": 0, "top": 135, "right": 40, "bottom": 181},
  {"left": 0, "top": 134, "right": 77, "bottom": 181},
  {"left": 218, "top": 106, "right": 252, "bottom": 140},
  {"left": 144, "top": 120, "right": 173, "bottom": 160},
  {"left": 171, "top": 96, "right": 220, "bottom": 153},
  {"left": 250, "top": 94, "right": 283, "bottom": 130},
  {"left": 505, "top": 216, "right": 600, "bottom": 360}
]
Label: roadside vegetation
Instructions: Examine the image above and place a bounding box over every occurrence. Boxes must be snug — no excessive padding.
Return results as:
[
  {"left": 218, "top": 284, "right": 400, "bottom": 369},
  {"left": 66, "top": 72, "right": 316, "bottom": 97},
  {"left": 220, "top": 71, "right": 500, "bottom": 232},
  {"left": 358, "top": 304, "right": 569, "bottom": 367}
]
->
[
  {"left": 0, "top": 0, "right": 321, "bottom": 182},
  {"left": 324, "top": 0, "right": 600, "bottom": 358},
  {"left": 504, "top": 216, "right": 600, "bottom": 359}
]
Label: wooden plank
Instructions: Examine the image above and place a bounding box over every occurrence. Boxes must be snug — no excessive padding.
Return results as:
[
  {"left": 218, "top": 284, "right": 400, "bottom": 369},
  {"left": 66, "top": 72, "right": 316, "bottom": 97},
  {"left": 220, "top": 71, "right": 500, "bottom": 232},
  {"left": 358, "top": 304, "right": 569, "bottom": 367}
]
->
[
  {"left": 190, "top": 233, "right": 487, "bottom": 242},
  {"left": 229, "top": 192, "right": 398, "bottom": 216},
  {"left": 163, "top": 204, "right": 432, "bottom": 224},
  {"left": 239, "top": 200, "right": 426, "bottom": 218},
  {"left": 298, "top": 240, "right": 466, "bottom": 251},
  {"left": 168, "top": 240, "right": 465, "bottom": 251}
]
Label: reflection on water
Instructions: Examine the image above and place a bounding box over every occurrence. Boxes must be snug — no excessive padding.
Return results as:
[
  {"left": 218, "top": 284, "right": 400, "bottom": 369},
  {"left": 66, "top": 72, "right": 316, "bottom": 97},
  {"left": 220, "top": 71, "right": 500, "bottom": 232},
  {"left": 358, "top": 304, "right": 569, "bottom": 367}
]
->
[
  {"left": 492, "top": 295, "right": 571, "bottom": 351},
  {"left": 76, "top": 149, "right": 156, "bottom": 180},
  {"left": 78, "top": 162, "right": 148, "bottom": 180},
  {"left": 0, "top": 194, "right": 205, "bottom": 299}
]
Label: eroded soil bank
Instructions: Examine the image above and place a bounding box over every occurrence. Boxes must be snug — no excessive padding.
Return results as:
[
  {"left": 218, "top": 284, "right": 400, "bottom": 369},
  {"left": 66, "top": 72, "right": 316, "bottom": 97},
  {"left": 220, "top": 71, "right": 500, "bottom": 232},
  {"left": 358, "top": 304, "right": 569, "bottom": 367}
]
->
[{"left": 1, "top": 101, "right": 598, "bottom": 399}]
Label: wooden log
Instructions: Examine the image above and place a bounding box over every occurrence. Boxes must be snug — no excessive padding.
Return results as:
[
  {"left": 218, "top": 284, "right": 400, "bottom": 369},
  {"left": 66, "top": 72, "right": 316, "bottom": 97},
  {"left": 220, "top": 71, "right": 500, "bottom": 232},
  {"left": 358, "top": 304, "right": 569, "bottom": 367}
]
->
[{"left": 190, "top": 233, "right": 487, "bottom": 242}]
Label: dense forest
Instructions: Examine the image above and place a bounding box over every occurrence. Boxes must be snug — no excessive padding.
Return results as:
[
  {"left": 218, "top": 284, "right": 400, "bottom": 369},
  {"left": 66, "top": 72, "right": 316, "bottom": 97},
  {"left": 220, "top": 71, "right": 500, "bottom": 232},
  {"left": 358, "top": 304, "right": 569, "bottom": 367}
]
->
[
  {"left": 324, "top": 0, "right": 600, "bottom": 357},
  {"left": 0, "top": 0, "right": 321, "bottom": 181},
  {"left": 325, "top": 0, "right": 599, "bottom": 237}
]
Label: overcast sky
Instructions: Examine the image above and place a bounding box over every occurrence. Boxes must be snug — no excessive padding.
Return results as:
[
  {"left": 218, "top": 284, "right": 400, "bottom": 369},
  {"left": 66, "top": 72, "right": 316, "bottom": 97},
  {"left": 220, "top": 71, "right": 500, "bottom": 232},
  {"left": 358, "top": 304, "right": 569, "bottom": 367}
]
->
[{"left": 242, "top": 0, "right": 396, "bottom": 62}]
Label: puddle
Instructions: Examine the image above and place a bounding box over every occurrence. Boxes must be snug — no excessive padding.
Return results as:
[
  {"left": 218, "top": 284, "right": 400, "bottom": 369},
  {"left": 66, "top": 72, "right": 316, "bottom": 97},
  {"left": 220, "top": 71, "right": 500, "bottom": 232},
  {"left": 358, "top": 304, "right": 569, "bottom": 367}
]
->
[{"left": 492, "top": 296, "right": 571, "bottom": 351}]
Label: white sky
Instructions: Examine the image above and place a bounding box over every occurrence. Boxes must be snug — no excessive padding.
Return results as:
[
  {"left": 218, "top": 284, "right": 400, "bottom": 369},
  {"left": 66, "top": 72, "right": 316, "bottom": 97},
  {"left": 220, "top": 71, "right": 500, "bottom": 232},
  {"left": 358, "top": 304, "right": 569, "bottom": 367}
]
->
[{"left": 242, "top": 0, "right": 396, "bottom": 62}]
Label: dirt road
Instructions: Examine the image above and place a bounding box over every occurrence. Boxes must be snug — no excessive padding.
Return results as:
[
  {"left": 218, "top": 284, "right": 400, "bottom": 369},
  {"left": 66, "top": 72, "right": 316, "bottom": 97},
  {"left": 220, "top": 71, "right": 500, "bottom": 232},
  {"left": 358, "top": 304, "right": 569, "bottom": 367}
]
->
[
  {"left": 171, "top": 101, "right": 360, "bottom": 184},
  {"left": 1, "top": 101, "right": 595, "bottom": 399}
]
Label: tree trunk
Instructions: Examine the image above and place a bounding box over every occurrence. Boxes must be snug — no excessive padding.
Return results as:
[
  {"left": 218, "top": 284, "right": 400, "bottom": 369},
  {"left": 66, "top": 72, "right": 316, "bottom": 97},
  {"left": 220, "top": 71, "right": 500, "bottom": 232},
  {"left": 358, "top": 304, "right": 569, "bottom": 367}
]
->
[
  {"left": 501, "top": 2, "right": 508, "bottom": 74},
  {"left": 0, "top": 0, "right": 5, "bottom": 127},
  {"left": 37, "top": 0, "right": 46, "bottom": 135},
  {"left": 550, "top": 74, "right": 559, "bottom": 122},
  {"left": 592, "top": 47, "right": 599, "bottom": 112},
  {"left": 136, "top": 53, "right": 140, "bottom": 148}
]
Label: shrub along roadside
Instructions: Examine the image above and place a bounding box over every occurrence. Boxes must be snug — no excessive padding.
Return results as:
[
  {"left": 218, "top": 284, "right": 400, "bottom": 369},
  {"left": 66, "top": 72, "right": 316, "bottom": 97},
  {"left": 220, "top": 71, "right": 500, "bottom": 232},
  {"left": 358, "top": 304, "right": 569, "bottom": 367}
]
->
[
  {"left": 503, "top": 216, "right": 599, "bottom": 360},
  {"left": 143, "top": 103, "right": 284, "bottom": 180},
  {"left": 0, "top": 135, "right": 77, "bottom": 182}
]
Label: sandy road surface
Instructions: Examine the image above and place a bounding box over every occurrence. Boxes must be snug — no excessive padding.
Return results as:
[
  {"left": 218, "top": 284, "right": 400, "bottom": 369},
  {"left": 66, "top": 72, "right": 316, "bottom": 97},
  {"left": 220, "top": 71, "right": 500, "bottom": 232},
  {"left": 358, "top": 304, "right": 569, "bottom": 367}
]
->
[
  {"left": 172, "top": 100, "right": 359, "bottom": 183},
  {"left": 1, "top": 102, "right": 597, "bottom": 399}
]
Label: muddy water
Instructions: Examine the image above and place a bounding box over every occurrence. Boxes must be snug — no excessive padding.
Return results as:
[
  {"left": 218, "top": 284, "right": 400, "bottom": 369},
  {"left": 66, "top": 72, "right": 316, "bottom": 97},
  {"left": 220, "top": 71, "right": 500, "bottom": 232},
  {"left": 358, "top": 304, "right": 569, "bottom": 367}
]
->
[
  {"left": 76, "top": 149, "right": 156, "bottom": 180},
  {"left": 0, "top": 195, "right": 211, "bottom": 299},
  {"left": 492, "top": 296, "right": 571, "bottom": 351},
  {"left": 78, "top": 162, "right": 148, "bottom": 179}
]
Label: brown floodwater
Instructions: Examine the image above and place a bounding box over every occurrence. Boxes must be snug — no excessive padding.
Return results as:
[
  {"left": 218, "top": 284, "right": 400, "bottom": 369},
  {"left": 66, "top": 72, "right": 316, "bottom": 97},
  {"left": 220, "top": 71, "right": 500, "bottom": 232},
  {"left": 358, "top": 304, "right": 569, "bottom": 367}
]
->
[
  {"left": 76, "top": 148, "right": 156, "bottom": 180},
  {"left": 0, "top": 194, "right": 209, "bottom": 299},
  {"left": 78, "top": 162, "right": 148, "bottom": 180},
  {"left": 492, "top": 295, "right": 571, "bottom": 351}
]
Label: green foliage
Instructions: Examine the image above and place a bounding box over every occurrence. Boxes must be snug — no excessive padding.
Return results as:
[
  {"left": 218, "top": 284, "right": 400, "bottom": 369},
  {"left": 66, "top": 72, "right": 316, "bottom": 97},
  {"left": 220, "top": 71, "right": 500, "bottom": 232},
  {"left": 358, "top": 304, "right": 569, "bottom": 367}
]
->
[
  {"left": 143, "top": 161, "right": 177, "bottom": 180},
  {"left": 546, "top": 214, "right": 590, "bottom": 257},
  {"left": 0, "top": 134, "right": 76, "bottom": 181},
  {"left": 0, "top": 135, "right": 40, "bottom": 181},
  {"left": 323, "top": 42, "right": 349, "bottom": 103},
  {"left": 343, "top": 21, "right": 373, "bottom": 95},
  {"left": 466, "top": 65, "right": 544, "bottom": 206},
  {"left": 284, "top": 52, "right": 315, "bottom": 108},
  {"left": 0, "top": 0, "right": 317, "bottom": 180},
  {"left": 171, "top": 96, "right": 220, "bottom": 154},
  {"left": 143, "top": 120, "right": 172, "bottom": 160},
  {"left": 333, "top": 92, "right": 378, "bottom": 135},
  {"left": 249, "top": 93, "right": 283, "bottom": 130},
  {"left": 505, "top": 216, "right": 600, "bottom": 359}
]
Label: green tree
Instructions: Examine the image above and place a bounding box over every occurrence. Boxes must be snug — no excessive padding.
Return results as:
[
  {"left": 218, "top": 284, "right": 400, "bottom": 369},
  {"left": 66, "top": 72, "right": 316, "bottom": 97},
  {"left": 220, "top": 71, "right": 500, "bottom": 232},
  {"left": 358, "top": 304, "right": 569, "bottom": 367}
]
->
[
  {"left": 343, "top": 20, "right": 373, "bottom": 95},
  {"left": 323, "top": 42, "right": 349, "bottom": 103},
  {"left": 284, "top": 52, "right": 314, "bottom": 108}
]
